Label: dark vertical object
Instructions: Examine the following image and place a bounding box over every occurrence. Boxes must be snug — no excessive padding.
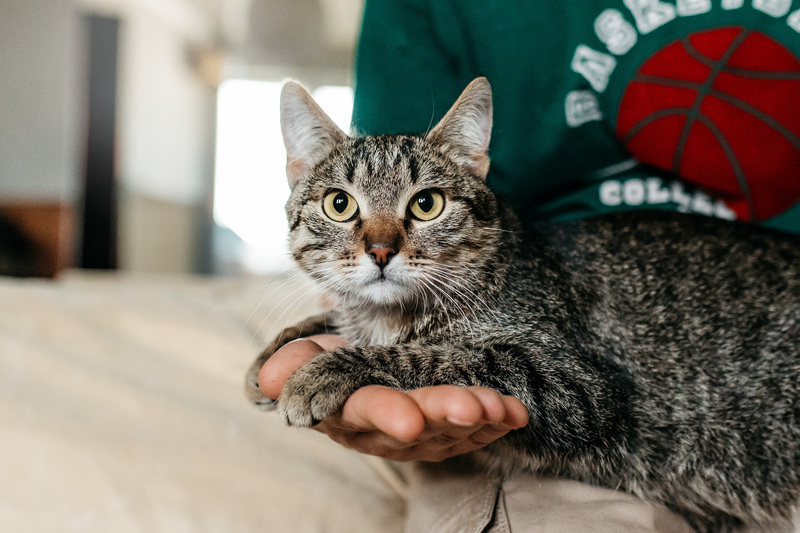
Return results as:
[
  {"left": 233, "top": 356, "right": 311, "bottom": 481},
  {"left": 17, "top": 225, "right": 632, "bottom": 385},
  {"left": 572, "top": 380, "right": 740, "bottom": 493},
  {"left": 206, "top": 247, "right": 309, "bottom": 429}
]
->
[{"left": 80, "top": 15, "right": 119, "bottom": 269}]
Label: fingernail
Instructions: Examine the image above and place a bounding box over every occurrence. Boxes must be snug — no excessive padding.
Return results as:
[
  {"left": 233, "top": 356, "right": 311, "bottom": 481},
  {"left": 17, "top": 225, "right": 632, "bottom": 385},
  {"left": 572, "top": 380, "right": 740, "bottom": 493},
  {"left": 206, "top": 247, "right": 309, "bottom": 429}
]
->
[{"left": 446, "top": 416, "right": 475, "bottom": 427}]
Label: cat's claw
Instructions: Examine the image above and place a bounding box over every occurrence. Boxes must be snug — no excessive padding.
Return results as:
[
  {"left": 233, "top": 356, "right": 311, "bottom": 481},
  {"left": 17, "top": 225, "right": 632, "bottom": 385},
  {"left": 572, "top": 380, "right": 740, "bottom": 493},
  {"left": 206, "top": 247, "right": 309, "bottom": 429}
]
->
[{"left": 253, "top": 397, "right": 278, "bottom": 411}]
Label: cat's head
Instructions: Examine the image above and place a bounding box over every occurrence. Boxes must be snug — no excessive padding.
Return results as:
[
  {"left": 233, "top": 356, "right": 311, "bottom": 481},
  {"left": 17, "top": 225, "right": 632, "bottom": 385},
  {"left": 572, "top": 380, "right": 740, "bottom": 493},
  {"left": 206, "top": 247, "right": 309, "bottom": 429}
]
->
[{"left": 279, "top": 77, "right": 503, "bottom": 307}]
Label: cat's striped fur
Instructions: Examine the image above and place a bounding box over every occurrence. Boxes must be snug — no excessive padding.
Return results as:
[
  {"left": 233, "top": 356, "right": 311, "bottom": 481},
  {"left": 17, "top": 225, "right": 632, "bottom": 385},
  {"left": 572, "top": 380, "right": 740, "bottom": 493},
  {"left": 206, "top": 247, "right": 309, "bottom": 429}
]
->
[{"left": 246, "top": 78, "right": 800, "bottom": 531}]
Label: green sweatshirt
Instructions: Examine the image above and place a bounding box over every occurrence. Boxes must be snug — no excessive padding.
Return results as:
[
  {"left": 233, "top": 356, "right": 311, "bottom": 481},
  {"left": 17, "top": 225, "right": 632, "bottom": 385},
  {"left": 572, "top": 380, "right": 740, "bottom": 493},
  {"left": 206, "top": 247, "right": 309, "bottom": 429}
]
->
[{"left": 352, "top": 0, "right": 800, "bottom": 232}]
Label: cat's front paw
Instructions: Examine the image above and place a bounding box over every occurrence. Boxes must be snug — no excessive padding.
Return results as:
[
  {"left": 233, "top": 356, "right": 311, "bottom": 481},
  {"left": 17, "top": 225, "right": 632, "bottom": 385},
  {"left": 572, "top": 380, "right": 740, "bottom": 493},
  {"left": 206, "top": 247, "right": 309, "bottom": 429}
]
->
[
  {"left": 277, "top": 349, "right": 401, "bottom": 427},
  {"left": 244, "top": 313, "right": 336, "bottom": 411},
  {"left": 278, "top": 360, "right": 356, "bottom": 426}
]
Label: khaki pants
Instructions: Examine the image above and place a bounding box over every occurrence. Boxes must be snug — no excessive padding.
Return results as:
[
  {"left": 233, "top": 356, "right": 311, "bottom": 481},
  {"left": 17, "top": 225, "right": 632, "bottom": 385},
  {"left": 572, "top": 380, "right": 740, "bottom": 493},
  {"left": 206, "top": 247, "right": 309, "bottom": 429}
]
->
[{"left": 404, "top": 461, "right": 694, "bottom": 533}]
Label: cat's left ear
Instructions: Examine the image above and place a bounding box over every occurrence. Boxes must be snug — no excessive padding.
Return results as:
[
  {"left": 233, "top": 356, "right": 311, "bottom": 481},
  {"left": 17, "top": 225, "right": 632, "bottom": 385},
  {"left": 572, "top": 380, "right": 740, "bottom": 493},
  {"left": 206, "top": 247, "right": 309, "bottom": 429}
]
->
[
  {"left": 427, "top": 77, "right": 493, "bottom": 181},
  {"left": 280, "top": 81, "right": 349, "bottom": 189}
]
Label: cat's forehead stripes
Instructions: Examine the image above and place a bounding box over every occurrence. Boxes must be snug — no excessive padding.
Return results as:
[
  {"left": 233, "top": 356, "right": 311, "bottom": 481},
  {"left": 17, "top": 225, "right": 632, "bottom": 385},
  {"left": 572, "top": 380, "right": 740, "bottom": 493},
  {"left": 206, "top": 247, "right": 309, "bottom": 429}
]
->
[{"left": 334, "top": 136, "right": 428, "bottom": 210}]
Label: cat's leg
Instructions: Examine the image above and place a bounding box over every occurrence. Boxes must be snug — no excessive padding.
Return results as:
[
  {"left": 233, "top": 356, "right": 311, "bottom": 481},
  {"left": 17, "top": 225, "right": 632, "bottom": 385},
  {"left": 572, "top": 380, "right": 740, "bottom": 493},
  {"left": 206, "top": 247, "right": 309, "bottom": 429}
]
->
[
  {"left": 244, "top": 312, "right": 336, "bottom": 410},
  {"left": 275, "top": 340, "right": 623, "bottom": 441},
  {"left": 275, "top": 340, "right": 800, "bottom": 530}
]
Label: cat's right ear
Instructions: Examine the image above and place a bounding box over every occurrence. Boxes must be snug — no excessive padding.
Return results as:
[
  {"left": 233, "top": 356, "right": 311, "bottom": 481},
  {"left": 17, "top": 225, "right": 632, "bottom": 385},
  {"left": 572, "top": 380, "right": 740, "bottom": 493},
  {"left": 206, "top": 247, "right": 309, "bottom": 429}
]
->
[
  {"left": 280, "top": 81, "right": 348, "bottom": 189},
  {"left": 427, "top": 77, "right": 493, "bottom": 181}
]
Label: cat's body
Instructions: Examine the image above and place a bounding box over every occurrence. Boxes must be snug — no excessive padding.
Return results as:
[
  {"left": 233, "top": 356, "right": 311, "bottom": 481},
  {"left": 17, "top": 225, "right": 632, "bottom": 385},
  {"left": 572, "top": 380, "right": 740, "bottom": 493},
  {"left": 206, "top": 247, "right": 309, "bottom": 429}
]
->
[{"left": 245, "top": 78, "right": 800, "bottom": 531}]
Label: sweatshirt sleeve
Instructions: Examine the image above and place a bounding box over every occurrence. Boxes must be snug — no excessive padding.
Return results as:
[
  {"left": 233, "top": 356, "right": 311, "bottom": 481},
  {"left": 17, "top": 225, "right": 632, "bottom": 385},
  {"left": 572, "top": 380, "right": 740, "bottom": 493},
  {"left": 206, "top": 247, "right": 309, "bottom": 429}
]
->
[{"left": 351, "top": 0, "right": 464, "bottom": 137}]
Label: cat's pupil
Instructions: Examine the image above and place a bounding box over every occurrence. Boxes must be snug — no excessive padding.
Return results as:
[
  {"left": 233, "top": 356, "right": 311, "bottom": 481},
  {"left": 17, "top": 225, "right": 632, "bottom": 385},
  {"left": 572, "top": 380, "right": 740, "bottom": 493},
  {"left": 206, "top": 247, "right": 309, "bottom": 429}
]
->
[
  {"left": 416, "top": 193, "right": 434, "bottom": 213},
  {"left": 333, "top": 192, "right": 349, "bottom": 213}
]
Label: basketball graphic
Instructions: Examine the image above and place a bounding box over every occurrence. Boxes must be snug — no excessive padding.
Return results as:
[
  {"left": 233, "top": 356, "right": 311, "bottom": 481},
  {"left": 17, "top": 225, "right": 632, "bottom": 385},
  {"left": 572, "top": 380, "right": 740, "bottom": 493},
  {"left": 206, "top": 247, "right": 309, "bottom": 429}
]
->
[{"left": 616, "top": 27, "right": 800, "bottom": 221}]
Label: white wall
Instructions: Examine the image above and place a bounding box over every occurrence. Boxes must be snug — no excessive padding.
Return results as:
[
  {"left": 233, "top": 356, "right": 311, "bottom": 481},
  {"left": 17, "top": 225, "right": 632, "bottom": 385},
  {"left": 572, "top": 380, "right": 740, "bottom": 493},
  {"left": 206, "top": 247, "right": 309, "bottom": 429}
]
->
[
  {"left": 0, "top": 0, "right": 83, "bottom": 203},
  {"left": 82, "top": 0, "right": 220, "bottom": 272},
  {"left": 83, "top": 0, "right": 218, "bottom": 205}
]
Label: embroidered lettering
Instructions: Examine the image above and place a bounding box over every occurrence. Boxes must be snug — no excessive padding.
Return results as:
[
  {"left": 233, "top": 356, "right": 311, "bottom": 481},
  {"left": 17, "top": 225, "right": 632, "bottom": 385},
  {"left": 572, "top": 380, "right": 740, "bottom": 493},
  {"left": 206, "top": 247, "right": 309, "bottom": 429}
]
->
[
  {"left": 565, "top": 91, "right": 604, "bottom": 127},
  {"left": 671, "top": 182, "right": 693, "bottom": 210},
  {"left": 722, "top": 0, "right": 745, "bottom": 8},
  {"left": 623, "top": 179, "right": 646, "bottom": 205},
  {"left": 753, "top": 0, "right": 793, "bottom": 17},
  {"left": 571, "top": 45, "right": 617, "bottom": 92},
  {"left": 598, "top": 178, "right": 738, "bottom": 220},
  {"left": 691, "top": 191, "right": 715, "bottom": 215},
  {"left": 600, "top": 180, "right": 623, "bottom": 206},
  {"left": 595, "top": 9, "right": 638, "bottom": 55},
  {"left": 646, "top": 178, "right": 671, "bottom": 204},
  {"left": 677, "top": 0, "right": 712, "bottom": 16},
  {"left": 788, "top": 9, "right": 800, "bottom": 31},
  {"left": 714, "top": 202, "right": 737, "bottom": 220},
  {"left": 623, "top": 0, "right": 677, "bottom": 34}
]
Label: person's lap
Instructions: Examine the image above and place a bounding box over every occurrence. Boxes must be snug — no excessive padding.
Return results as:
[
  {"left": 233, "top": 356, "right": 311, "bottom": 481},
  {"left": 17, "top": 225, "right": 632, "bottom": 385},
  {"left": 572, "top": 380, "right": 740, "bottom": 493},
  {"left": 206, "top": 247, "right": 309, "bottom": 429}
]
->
[{"left": 403, "top": 460, "right": 694, "bottom": 533}]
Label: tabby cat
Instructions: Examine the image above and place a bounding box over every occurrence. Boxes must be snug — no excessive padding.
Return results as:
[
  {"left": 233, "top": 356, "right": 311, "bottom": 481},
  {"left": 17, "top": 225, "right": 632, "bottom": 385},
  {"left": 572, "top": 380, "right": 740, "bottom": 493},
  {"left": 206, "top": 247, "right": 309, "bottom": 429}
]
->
[{"left": 245, "top": 77, "right": 800, "bottom": 531}]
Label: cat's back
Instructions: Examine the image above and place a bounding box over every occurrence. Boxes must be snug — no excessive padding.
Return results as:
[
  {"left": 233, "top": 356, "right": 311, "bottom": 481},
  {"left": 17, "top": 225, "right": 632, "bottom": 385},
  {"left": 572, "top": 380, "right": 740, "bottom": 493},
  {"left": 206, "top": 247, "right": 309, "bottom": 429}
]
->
[
  {"left": 528, "top": 210, "right": 800, "bottom": 295},
  {"left": 502, "top": 210, "right": 800, "bottom": 349}
]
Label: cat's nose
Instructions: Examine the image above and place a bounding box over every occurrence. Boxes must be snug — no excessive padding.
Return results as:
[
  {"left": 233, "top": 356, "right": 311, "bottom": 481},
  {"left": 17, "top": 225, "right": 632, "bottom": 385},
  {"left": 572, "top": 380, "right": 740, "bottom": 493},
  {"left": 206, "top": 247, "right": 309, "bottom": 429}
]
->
[{"left": 367, "top": 244, "right": 397, "bottom": 269}]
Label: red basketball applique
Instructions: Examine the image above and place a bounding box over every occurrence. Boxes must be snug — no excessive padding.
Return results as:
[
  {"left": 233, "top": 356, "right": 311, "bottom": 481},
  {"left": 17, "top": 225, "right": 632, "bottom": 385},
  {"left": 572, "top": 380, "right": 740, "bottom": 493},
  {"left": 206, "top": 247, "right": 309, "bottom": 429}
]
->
[{"left": 617, "top": 27, "right": 800, "bottom": 222}]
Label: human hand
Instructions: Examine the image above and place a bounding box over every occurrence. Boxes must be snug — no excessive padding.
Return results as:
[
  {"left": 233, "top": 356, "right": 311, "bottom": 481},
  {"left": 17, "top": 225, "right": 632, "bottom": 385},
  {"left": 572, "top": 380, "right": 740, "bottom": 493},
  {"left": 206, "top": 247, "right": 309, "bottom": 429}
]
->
[{"left": 258, "top": 335, "right": 529, "bottom": 462}]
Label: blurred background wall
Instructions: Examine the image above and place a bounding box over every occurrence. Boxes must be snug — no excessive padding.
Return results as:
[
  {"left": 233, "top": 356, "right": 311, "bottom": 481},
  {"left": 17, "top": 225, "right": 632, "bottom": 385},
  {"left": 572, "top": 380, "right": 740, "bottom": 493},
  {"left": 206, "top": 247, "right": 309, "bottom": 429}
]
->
[{"left": 0, "top": 0, "right": 363, "bottom": 276}]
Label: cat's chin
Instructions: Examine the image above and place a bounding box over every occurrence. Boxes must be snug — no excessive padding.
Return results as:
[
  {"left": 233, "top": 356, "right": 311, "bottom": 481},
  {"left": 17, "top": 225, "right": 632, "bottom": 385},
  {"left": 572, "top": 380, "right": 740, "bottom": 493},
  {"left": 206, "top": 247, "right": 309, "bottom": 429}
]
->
[{"left": 355, "top": 278, "right": 407, "bottom": 306}]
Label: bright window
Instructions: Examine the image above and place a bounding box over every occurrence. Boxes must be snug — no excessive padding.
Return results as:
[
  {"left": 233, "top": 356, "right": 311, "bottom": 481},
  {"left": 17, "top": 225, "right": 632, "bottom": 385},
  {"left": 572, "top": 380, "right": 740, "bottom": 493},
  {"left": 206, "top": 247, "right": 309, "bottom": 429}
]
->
[{"left": 213, "top": 80, "right": 353, "bottom": 273}]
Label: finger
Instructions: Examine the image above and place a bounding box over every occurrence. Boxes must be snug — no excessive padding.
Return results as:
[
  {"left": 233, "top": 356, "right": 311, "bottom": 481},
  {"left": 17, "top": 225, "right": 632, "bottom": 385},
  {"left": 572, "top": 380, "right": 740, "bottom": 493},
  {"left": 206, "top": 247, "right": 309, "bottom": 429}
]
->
[
  {"left": 305, "top": 333, "right": 348, "bottom": 351},
  {"left": 318, "top": 386, "right": 489, "bottom": 458},
  {"left": 376, "top": 430, "right": 499, "bottom": 463},
  {"left": 406, "top": 387, "right": 528, "bottom": 458},
  {"left": 258, "top": 339, "right": 325, "bottom": 399},
  {"left": 394, "top": 420, "right": 517, "bottom": 463},
  {"left": 424, "top": 432, "right": 506, "bottom": 462},
  {"left": 499, "top": 395, "right": 530, "bottom": 429},
  {"left": 464, "top": 386, "right": 511, "bottom": 424},
  {"left": 340, "top": 385, "right": 427, "bottom": 443},
  {"left": 318, "top": 424, "right": 417, "bottom": 457},
  {"left": 408, "top": 385, "right": 486, "bottom": 429},
  {"left": 320, "top": 387, "right": 529, "bottom": 462},
  {"left": 313, "top": 388, "right": 428, "bottom": 456}
]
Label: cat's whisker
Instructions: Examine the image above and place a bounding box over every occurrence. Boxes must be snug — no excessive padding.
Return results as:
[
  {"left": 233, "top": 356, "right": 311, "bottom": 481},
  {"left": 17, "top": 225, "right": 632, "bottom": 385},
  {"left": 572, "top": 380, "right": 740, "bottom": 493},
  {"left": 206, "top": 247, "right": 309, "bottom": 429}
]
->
[
  {"left": 256, "top": 262, "right": 348, "bottom": 344},
  {"left": 443, "top": 266, "right": 505, "bottom": 328},
  {"left": 417, "top": 276, "right": 456, "bottom": 339},
  {"left": 244, "top": 269, "right": 310, "bottom": 334},
  {"left": 422, "top": 272, "right": 469, "bottom": 341},
  {"left": 421, "top": 266, "right": 474, "bottom": 312},
  {"left": 268, "top": 277, "right": 350, "bottom": 349},
  {"left": 480, "top": 226, "right": 519, "bottom": 234},
  {"left": 422, "top": 263, "right": 503, "bottom": 330},
  {"left": 250, "top": 275, "right": 322, "bottom": 343},
  {"left": 423, "top": 268, "right": 484, "bottom": 346},
  {"left": 262, "top": 283, "right": 327, "bottom": 346}
]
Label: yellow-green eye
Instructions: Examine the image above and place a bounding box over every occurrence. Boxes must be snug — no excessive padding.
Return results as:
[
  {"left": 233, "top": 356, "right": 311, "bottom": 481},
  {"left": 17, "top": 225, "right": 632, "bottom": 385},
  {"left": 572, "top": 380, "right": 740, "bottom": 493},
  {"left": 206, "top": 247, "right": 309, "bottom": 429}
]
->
[
  {"left": 323, "top": 190, "right": 359, "bottom": 222},
  {"left": 409, "top": 189, "right": 445, "bottom": 221}
]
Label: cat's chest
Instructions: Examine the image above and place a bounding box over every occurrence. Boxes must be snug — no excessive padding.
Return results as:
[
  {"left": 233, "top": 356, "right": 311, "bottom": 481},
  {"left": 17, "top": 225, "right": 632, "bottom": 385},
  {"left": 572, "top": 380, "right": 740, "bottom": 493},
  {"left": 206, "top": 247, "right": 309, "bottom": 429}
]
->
[
  {"left": 339, "top": 316, "right": 408, "bottom": 346},
  {"left": 336, "top": 307, "right": 421, "bottom": 346}
]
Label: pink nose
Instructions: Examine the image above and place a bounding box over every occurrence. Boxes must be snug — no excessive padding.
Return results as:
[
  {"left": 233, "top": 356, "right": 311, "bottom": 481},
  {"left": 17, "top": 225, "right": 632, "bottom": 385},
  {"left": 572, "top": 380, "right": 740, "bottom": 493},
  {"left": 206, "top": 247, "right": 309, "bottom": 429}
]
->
[{"left": 367, "top": 245, "right": 397, "bottom": 268}]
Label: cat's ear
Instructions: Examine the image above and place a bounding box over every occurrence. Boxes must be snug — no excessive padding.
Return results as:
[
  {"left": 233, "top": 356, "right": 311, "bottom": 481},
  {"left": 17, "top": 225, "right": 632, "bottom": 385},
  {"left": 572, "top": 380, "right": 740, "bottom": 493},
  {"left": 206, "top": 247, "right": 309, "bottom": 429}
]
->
[
  {"left": 427, "top": 77, "right": 493, "bottom": 181},
  {"left": 280, "top": 81, "right": 348, "bottom": 189}
]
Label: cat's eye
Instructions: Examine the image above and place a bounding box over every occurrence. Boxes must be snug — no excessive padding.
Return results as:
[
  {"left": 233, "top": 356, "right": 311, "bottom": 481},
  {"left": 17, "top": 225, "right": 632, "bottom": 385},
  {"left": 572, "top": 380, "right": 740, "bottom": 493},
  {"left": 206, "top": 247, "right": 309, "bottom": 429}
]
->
[
  {"left": 408, "top": 189, "right": 445, "bottom": 221},
  {"left": 322, "top": 190, "right": 359, "bottom": 222}
]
